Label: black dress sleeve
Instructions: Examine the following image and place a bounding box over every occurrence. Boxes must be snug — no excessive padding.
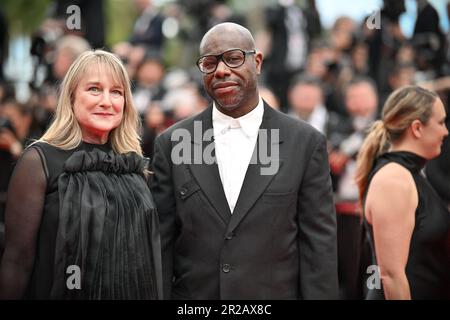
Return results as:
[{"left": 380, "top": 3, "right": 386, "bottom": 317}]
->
[{"left": 0, "top": 147, "right": 47, "bottom": 299}]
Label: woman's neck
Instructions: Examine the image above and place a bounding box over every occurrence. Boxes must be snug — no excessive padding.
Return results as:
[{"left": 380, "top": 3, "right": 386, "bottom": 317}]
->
[
  {"left": 82, "top": 134, "right": 109, "bottom": 145},
  {"left": 390, "top": 141, "right": 423, "bottom": 157}
]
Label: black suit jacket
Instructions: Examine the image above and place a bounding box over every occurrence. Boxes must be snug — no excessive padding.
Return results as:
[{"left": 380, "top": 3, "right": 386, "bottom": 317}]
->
[{"left": 150, "top": 103, "right": 338, "bottom": 299}]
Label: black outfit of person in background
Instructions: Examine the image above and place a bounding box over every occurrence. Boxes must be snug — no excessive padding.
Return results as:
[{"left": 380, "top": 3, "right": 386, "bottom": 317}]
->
[
  {"left": 5, "top": 141, "right": 162, "bottom": 299},
  {"left": 366, "top": 0, "right": 406, "bottom": 93},
  {"left": 361, "top": 152, "right": 450, "bottom": 299},
  {"left": 264, "top": 1, "right": 322, "bottom": 112},
  {"left": 129, "top": 3, "right": 165, "bottom": 52},
  {"left": 412, "top": 0, "right": 446, "bottom": 77}
]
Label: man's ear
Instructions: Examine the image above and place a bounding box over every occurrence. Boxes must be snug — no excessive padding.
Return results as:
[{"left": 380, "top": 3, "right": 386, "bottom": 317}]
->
[
  {"left": 410, "top": 119, "right": 423, "bottom": 139},
  {"left": 255, "top": 52, "right": 263, "bottom": 75}
]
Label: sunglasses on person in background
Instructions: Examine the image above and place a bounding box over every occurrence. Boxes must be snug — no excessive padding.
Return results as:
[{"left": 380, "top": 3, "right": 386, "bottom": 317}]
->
[{"left": 196, "top": 49, "right": 257, "bottom": 74}]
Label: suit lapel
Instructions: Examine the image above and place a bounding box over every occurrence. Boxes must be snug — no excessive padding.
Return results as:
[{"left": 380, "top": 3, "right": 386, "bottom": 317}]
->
[
  {"left": 187, "top": 107, "right": 232, "bottom": 224},
  {"left": 226, "top": 104, "right": 284, "bottom": 233}
]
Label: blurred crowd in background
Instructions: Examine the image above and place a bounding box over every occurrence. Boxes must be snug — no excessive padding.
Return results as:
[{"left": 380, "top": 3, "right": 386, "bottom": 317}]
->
[{"left": 0, "top": 0, "right": 449, "bottom": 299}]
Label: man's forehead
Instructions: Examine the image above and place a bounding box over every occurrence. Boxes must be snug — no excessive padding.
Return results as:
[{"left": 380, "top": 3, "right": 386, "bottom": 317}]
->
[{"left": 200, "top": 29, "right": 252, "bottom": 55}]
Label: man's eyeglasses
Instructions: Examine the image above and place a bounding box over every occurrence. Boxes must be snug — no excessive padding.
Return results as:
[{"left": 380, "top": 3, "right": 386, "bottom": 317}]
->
[{"left": 196, "top": 49, "right": 256, "bottom": 74}]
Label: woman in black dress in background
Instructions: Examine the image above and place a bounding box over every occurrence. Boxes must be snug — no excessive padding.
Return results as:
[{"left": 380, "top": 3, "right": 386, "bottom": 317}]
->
[
  {"left": 0, "top": 50, "right": 162, "bottom": 299},
  {"left": 356, "top": 85, "right": 450, "bottom": 299}
]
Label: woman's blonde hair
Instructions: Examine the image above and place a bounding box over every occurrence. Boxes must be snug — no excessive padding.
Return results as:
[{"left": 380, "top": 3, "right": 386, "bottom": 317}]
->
[
  {"left": 355, "top": 85, "right": 437, "bottom": 201},
  {"left": 38, "top": 49, "right": 142, "bottom": 156}
]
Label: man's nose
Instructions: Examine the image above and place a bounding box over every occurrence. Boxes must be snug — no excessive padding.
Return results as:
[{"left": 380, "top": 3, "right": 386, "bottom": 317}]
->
[{"left": 214, "top": 60, "right": 231, "bottom": 78}]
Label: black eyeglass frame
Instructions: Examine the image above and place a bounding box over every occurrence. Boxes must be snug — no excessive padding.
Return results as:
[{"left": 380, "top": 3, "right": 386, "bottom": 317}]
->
[{"left": 196, "top": 48, "right": 257, "bottom": 74}]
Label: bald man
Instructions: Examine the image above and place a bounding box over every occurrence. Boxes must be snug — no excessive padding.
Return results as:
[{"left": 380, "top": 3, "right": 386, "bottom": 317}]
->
[{"left": 150, "top": 23, "right": 338, "bottom": 300}]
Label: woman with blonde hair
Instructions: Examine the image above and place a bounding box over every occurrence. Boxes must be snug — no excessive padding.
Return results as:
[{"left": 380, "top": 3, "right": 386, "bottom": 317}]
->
[
  {"left": 356, "top": 85, "right": 449, "bottom": 299},
  {"left": 0, "top": 50, "right": 162, "bottom": 299}
]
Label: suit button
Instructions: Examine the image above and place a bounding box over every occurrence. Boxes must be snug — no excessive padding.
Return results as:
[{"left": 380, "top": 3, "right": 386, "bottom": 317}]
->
[
  {"left": 222, "top": 264, "right": 231, "bottom": 273},
  {"left": 225, "top": 232, "right": 234, "bottom": 240},
  {"left": 180, "top": 188, "right": 187, "bottom": 196}
]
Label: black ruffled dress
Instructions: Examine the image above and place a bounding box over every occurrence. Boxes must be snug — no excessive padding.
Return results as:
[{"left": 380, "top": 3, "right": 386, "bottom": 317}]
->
[{"left": 23, "top": 141, "right": 162, "bottom": 299}]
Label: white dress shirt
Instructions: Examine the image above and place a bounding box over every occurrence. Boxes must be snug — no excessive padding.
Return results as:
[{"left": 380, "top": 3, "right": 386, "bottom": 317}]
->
[{"left": 212, "top": 98, "right": 264, "bottom": 213}]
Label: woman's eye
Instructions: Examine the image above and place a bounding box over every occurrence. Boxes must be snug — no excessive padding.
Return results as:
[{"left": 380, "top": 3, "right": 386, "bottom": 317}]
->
[
  {"left": 88, "top": 86, "right": 100, "bottom": 92},
  {"left": 112, "top": 89, "right": 123, "bottom": 96}
]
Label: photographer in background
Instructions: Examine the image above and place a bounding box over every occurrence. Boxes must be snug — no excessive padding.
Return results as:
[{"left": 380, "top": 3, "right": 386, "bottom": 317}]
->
[
  {"left": 0, "top": 100, "right": 36, "bottom": 258},
  {"left": 412, "top": 0, "right": 446, "bottom": 80},
  {"left": 264, "top": 0, "right": 320, "bottom": 112},
  {"left": 365, "top": 0, "right": 406, "bottom": 93}
]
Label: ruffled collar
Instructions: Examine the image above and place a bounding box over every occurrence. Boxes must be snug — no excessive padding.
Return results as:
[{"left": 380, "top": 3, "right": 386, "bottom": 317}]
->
[{"left": 63, "top": 146, "right": 147, "bottom": 174}]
